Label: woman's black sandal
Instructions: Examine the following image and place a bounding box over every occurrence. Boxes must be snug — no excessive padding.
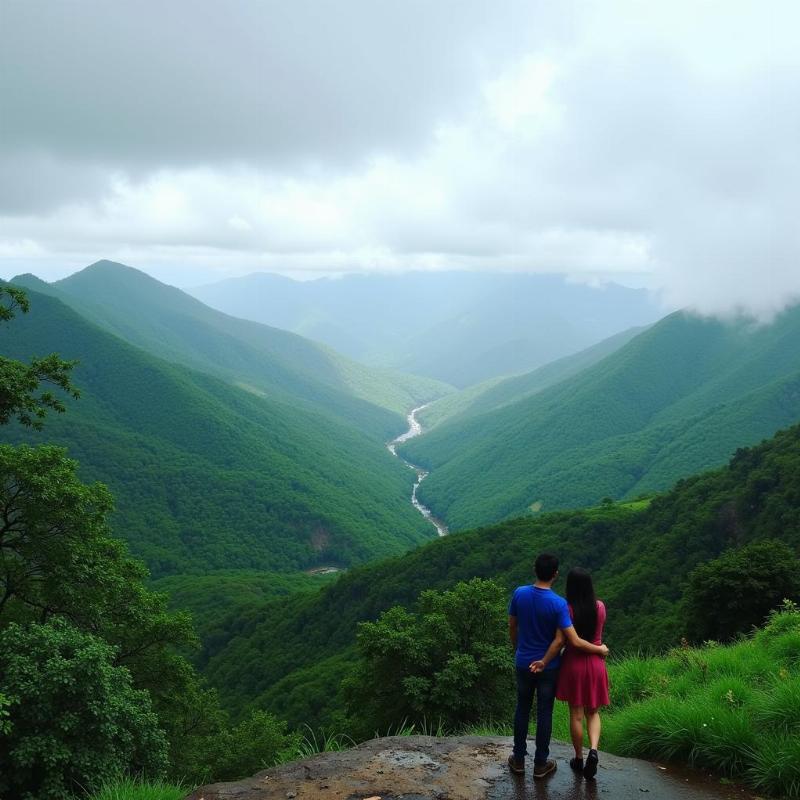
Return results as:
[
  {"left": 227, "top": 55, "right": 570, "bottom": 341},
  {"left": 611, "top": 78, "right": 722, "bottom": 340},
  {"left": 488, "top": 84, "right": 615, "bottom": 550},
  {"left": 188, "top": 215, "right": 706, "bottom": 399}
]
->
[
  {"left": 569, "top": 757, "right": 584, "bottom": 772},
  {"left": 584, "top": 749, "right": 599, "bottom": 780}
]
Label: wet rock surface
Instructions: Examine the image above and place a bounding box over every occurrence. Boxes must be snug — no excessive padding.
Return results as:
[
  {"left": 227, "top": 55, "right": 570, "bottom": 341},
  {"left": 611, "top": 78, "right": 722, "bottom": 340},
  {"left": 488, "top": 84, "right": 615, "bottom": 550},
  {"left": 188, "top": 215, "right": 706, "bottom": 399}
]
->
[{"left": 184, "top": 736, "right": 757, "bottom": 800}]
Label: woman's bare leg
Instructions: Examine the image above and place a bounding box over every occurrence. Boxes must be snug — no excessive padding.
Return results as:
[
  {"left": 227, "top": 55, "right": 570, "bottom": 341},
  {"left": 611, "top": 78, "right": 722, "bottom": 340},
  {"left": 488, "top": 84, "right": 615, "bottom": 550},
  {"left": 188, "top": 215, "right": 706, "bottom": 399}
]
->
[
  {"left": 585, "top": 707, "right": 601, "bottom": 751},
  {"left": 569, "top": 704, "right": 585, "bottom": 759}
]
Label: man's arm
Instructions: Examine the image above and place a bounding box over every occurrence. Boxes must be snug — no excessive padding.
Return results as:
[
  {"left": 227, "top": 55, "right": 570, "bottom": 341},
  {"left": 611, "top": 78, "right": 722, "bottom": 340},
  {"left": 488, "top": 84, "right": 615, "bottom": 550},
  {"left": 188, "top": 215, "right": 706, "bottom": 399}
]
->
[
  {"left": 508, "top": 615, "right": 518, "bottom": 650},
  {"left": 530, "top": 628, "right": 565, "bottom": 672},
  {"left": 561, "top": 625, "right": 609, "bottom": 656}
]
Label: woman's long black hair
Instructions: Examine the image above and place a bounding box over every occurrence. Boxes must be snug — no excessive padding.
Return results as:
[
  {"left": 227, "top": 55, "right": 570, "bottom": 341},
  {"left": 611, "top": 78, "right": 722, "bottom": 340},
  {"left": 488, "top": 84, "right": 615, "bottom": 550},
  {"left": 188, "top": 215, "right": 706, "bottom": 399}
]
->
[{"left": 566, "top": 567, "right": 597, "bottom": 642}]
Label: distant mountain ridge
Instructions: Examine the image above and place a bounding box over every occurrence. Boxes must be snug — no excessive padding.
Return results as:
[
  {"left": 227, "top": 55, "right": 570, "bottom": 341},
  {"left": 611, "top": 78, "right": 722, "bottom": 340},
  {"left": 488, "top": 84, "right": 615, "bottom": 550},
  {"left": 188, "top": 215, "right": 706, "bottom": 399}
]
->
[
  {"left": 13, "top": 261, "right": 452, "bottom": 442},
  {"left": 0, "top": 285, "right": 435, "bottom": 576},
  {"left": 400, "top": 306, "right": 800, "bottom": 529},
  {"left": 190, "top": 271, "right": 665, "bottom": 386}
]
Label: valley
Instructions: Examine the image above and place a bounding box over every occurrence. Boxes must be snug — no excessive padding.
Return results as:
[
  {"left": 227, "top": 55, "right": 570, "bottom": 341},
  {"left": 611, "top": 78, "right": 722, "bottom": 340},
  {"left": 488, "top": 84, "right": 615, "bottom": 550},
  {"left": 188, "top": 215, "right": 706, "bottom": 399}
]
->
[
  {"left": 3, "top": 264, "right": 800, "bottom": 800},
  {"left": 401, "top": 307, "right": 800, "bottom": 530}
]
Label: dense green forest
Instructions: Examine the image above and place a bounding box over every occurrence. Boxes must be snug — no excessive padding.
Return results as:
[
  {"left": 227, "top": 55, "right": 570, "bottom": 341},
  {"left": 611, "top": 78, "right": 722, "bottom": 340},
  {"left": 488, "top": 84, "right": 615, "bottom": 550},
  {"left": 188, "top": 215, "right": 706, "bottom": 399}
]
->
[
  {"left": 198, "top": 419, "right": 800, "bottom": 728},
  {"left": 152, "top": 571, "right": 336, "bottom": 638},
  {"left": 0, "top": 286, "right": 435, "bottom": 576},
  {"left": 13, "top": 262, "right": 452, "bottom": 442},
  {"left": 402, "top": 306, "right": 800, "bottom": 528}
]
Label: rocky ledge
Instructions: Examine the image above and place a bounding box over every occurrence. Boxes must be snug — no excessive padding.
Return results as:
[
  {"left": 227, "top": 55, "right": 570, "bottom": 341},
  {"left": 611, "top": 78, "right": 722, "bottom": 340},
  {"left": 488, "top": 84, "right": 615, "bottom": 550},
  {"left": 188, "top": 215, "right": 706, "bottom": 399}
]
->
[{"left": 185, "top": 736, "right": 757, "bottom": 800}]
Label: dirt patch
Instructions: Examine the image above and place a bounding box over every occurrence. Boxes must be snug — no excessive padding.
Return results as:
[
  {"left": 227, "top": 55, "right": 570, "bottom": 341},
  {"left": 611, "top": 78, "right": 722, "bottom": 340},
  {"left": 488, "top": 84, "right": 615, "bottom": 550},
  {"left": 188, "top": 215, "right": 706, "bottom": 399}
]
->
[{"left": 310, "top": 525, "right": 330, "bottom": 552}]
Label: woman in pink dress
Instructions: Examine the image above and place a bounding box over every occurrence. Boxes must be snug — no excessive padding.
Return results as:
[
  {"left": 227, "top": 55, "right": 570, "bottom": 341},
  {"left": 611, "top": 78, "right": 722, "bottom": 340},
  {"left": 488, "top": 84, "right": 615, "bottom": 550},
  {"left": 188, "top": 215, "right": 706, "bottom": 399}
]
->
[{"left": 556, "top": 567, "right": 609, "bottom": 780}]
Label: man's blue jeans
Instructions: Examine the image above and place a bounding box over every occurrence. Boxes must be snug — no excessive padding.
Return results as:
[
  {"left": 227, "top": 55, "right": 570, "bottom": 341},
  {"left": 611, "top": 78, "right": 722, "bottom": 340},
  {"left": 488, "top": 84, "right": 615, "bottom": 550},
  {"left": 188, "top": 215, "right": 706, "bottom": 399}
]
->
[{"left": 513, "top": 665, "right": 558, "bottom": 764}]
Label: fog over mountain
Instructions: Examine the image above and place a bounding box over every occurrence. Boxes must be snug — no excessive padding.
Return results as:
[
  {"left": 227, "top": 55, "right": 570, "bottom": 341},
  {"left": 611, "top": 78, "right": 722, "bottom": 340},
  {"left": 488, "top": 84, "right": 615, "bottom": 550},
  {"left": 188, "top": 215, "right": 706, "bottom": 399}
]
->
[
  {"left": 1, "top": 1, "right": 797, "bottom": 315},
  {"left": 191, "top": 270, "right": 662, "bottom": 385}
]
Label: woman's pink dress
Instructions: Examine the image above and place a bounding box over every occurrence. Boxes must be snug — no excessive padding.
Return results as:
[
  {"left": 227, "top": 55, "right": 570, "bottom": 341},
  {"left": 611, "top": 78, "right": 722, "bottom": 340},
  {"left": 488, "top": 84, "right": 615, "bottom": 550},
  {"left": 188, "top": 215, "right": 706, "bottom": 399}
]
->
[{"left": 556, "top": 600, "right": 610, "bottom": 708}]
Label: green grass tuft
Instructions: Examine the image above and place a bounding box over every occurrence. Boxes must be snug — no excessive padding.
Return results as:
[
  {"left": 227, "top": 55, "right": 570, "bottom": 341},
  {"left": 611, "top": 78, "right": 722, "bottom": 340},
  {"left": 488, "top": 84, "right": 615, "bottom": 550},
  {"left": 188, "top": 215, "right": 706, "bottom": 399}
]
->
[{"left": 88, "top": 777, "right": 186, "bottom": 800}]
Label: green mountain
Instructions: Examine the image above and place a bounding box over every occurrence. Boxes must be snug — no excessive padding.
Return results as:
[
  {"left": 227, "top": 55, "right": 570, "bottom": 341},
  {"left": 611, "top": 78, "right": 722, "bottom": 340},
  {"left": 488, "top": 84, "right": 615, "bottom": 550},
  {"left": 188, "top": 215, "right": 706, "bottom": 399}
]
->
[
  {"left": 197, "top": 421, "right": 800, "bottom": 727},
  {"left": 13, "top": 262, "right": 451, "bottom": 442},
  {"left": 0, "top": 286, "right": 435, "bottom": 576},
  {"left": 401, "top": 307, "right": 800, "bottom": 529},
  {"left": 418, "top": 325, "right": 646, "bottom": 430},
  {"left": 190, "top": 271, "right": 663, "bottom": 387}
]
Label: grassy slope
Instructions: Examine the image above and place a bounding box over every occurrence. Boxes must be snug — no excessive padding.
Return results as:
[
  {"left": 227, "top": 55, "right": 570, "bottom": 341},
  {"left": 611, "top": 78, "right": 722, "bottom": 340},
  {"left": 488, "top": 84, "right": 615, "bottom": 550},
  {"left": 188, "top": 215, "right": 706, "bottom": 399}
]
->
[
  {"left": 401, "top": 307, "right": 800, "bottom": 529},
  {"left": 418, "top": 325, "right": 646, "bottom": 430},
  {"left": 197, "top": 421, "right": 800, "bottom": 726},
  {"left": 13, "top": 263, "right": 451, "bottom": 441},
  {"left": 598, "top": 611, "right": 800, "bottom": 799},
  {"left": 470, "top": 605, "right": 800, "bottom": 799},
  {"left": 0, "top": 288, "right": 434, "bottom": 576}
]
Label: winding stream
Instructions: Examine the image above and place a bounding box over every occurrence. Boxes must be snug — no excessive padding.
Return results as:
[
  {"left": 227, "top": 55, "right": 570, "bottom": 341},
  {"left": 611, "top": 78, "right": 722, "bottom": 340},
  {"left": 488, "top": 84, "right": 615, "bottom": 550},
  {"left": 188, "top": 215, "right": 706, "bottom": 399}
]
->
[{"left": 388, "top": 404, "right": 449, "bottom": 537}]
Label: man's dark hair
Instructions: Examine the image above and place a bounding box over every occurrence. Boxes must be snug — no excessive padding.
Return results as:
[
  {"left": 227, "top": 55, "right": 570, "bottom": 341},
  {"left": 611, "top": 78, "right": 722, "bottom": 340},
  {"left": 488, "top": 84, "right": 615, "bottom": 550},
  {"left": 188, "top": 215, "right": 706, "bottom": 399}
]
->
[{"left": 535, "top": 553, "right": 559, "bottom": 581}]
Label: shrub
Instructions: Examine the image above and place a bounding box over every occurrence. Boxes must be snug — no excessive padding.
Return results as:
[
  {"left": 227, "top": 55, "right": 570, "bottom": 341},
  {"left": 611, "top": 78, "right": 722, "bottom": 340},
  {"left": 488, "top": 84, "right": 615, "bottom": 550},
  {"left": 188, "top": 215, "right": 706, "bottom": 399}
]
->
[
  {"left": 209, "top": 710, "right": 300, "bottom": 782},
  {"left": 345, "top": 578, "right": 512, "bottom": 733},
  {"left": 684, "top": 540, "right": 800, "bottom": 642},
  {"left": 0, "top": 620, "right": 168, "bottom": 800}
]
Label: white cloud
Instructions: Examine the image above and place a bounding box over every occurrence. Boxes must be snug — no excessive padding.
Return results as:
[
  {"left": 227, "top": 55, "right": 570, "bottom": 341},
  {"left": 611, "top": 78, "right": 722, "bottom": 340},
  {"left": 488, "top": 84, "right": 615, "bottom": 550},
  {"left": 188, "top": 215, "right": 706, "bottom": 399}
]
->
[{"left": 0, "top": 0, "right": 796, "bottom": 316}]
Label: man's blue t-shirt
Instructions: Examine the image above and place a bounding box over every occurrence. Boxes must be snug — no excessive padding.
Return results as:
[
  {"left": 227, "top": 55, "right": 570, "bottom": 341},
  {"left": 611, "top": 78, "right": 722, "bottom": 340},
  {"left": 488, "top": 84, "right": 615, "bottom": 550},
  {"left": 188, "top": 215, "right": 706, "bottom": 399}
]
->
[{"left": 508, "top": 585, "right": 572, "bottom": 670}]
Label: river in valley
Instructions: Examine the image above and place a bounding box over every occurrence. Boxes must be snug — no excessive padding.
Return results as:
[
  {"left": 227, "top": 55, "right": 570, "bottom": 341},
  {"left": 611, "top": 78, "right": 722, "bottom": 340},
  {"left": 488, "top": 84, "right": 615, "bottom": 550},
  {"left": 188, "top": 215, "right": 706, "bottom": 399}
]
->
[{"left": 388, "top": 404, "right": 449, "bottom": 537}]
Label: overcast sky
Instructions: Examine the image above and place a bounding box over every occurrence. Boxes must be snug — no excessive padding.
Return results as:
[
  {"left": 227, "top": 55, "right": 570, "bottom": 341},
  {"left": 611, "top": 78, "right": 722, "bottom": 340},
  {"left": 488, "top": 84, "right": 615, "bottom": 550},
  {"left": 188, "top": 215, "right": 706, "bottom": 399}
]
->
[{"left": 0, "top": 1, "right": 796, "bottom": 315}]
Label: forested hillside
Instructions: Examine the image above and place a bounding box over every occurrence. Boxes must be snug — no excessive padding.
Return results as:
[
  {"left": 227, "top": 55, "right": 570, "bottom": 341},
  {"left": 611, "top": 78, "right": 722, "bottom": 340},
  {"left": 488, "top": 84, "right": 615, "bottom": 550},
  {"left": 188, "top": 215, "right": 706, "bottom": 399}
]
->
[
  {"left": 418, "top": 325, "right": 646, "bottom": 429},
  {"left": 0, "top": 287, "right": 435, "bottom": 576},
  {"left": 13, "top": 262, "right": 451, "bottom": 441},
  {"left": 402, "top": 307, "right": 800, "bottom": 528},
  {"left": 198, "top": 421, "right": 800, "bottom": 727},
  {"left": 191, "top": 271, "right": 662, "bottom": 386}
]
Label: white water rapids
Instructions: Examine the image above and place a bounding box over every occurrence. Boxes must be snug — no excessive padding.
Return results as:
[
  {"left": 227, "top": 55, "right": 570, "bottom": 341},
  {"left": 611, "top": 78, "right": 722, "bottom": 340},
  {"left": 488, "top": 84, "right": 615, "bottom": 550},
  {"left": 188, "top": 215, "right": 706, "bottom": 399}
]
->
[{"left": 388, "top": 404, "right": 449, "bottom": 537}]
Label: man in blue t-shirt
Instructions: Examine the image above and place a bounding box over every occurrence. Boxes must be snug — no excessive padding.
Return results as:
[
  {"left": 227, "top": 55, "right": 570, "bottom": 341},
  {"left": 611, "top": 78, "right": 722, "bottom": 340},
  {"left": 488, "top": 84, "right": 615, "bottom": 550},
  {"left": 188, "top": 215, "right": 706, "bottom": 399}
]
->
[{"left": 507, "top": 553, "right": 609, "bottom": 778}]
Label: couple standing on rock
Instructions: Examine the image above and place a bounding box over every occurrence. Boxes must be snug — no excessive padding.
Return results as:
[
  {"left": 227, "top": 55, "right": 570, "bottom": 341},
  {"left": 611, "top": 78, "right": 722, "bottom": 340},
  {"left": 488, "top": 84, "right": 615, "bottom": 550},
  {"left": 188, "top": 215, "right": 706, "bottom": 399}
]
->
[{"left": 508, "top": 553, "right": 610, "bottom": 782}]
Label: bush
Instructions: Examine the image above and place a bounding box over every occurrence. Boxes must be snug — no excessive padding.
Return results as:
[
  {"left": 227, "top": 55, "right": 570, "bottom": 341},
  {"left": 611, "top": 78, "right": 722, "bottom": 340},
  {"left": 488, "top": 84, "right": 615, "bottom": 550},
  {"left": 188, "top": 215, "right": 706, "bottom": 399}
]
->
[
  {"left": 345, "top": 578, "right": 513, "bottom": 733},
  {"left": 0, "top": 620, "right": 168, "bottom": 800},
  {"left": 684, "top": 540, "right": 800, "bottom": 642},
  {"left": 210, "top": 710, "right": 300, "bottom": 782}
]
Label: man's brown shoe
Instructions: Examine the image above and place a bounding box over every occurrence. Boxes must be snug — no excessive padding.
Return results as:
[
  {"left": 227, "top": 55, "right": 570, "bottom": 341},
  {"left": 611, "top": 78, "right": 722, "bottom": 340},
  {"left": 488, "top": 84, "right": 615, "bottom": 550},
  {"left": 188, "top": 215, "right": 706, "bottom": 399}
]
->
[
  {"left": 507, "top": 754, "right": 525, "bottom": 774},
  {"left": 533, "top": 759, "right": 557, "bottom": 779}
]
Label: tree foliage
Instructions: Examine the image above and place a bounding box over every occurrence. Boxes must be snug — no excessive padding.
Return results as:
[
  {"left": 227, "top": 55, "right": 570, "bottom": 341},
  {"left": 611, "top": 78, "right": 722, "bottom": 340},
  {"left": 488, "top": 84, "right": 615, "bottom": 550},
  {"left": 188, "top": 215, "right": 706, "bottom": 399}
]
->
[
  {"left": 210, "top": 710, "right": 300, "bottom": 782},
  {"left": 0, "top": 619, "right": 168, "bottom": 800},
  {"left": 0, "top": 288, "right": 261, "bottom": 793},
  {"left": 684, "top": 539, "right": 800, "bottom": 642},
  {"left": 345, "top": 579, "right": 512, "bottom": 733},
  {"left": 0, "top": 286, "right": 78, "bottom": 430}
]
